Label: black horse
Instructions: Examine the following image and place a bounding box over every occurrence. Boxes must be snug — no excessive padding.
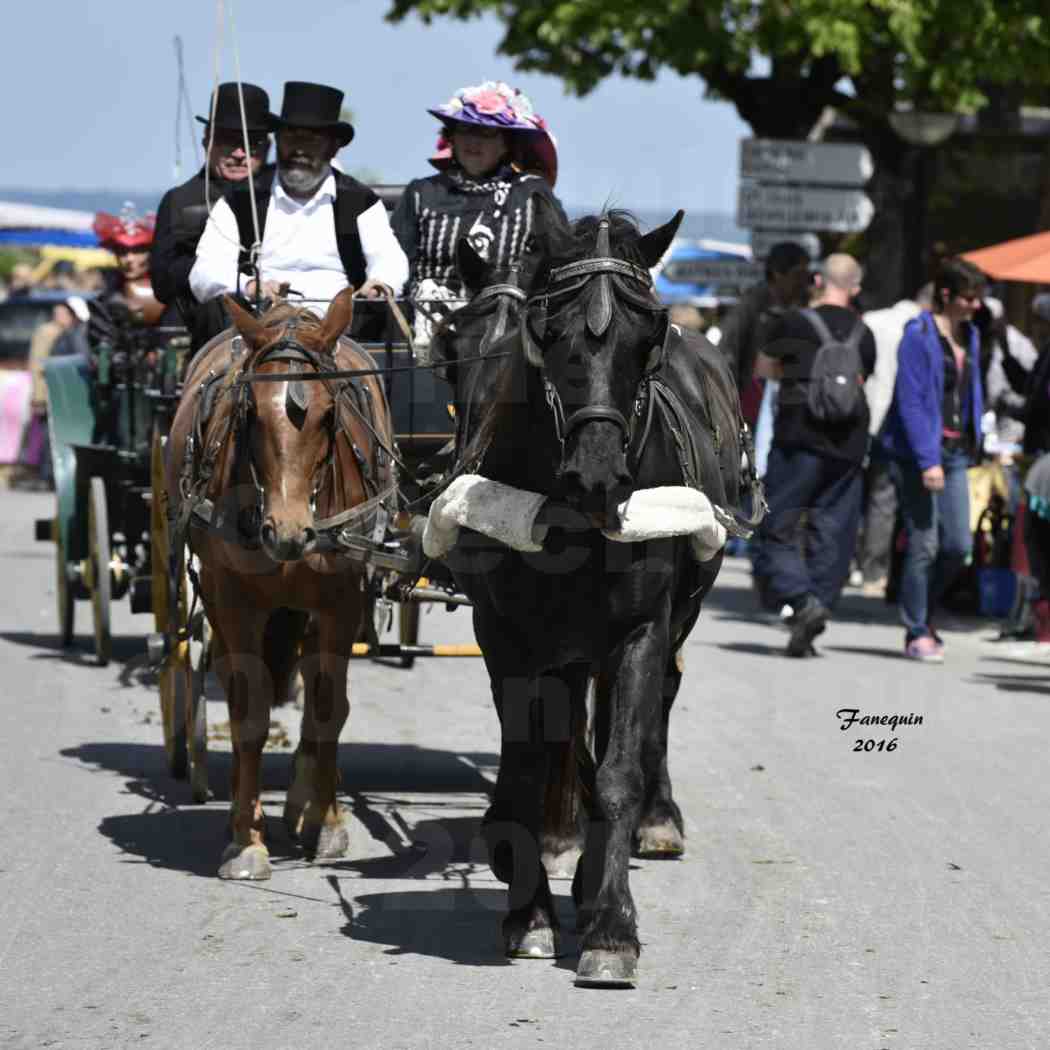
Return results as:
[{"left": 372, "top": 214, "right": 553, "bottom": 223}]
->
[{"left": 432, "top": 206, "right": 754, "bottom": 987}]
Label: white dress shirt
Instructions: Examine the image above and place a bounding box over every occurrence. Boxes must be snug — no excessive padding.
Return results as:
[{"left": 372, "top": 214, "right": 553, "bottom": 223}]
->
[{"left": 189, "top": 171, "right": 409, "bottom": 307}]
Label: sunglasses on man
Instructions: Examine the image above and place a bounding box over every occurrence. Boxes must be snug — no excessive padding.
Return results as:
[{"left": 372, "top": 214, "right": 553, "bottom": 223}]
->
[{"left": 210, "top": 130, "right": 270, "bottom": 154}]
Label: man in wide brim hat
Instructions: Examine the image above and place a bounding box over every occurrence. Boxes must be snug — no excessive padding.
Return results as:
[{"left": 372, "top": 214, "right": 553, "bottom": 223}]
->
[
  {"left": 190, "top": 80, "right": 407, "bottom": 311},
  {"left": 152, "top": 81, "right": 273, "bottom": 339}
]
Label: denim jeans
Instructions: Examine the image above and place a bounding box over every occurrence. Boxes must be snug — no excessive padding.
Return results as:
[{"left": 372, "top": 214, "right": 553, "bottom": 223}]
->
[
  {"left": 752, "top": 445, "right": 864, "bottom": 610},
  {"left": 889, "top": 449, "right": 972, "bottom": 640}
]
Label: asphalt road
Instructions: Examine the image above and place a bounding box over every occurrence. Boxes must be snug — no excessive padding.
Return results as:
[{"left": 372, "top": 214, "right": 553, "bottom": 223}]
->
[{"left": 1, "top": 486, "right": 1047, "bottom": 1049}]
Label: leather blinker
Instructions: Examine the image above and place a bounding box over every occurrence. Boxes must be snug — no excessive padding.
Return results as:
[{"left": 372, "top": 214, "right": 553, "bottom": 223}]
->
[{"left": 285, "top": 380, "right": 309, "bottom": 430}]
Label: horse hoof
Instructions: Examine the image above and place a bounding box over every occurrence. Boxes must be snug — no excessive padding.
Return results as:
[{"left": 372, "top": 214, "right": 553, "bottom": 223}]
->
[
  {"left": 314, "top": 822, "right": 350, "bottom": 861},
  {"left": 634, "top": 822, "right": 685, "bottom": 859},
  {"left": 505, "top": 926, "right": 560, "bottom": 960},
  {"left": 542, "top": 844, "right": 582, "bottom": 881},
  {"left": 575, "top": 949, "right": 637, "bottom": 988},
  {"left": 218, "top": 843, "right": 271, "bottom": 881},
  {"left": 302, "top": 821, "right": 350, "bottom": 861}
]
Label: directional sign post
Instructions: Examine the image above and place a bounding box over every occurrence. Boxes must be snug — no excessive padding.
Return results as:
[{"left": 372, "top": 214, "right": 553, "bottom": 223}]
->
[
  {"left": 661, "top": 258, "right": 762, "bottom": 286},
  {"left": 740, "top": 138, "right": 873, "bottom": 187},
  {"left": 737, "top": 184, "right": 874, "bottom": 233}
]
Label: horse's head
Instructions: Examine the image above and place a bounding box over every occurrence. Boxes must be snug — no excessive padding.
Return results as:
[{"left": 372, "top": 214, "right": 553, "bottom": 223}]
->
[
  {"left": 521, "top": 202, "right": 683, "bottom": 523},
  {"left": 429, "top": 243, "right": 527, "bottom": 447},
  {"left": 431, "top": 244, "right": 526, "bottom": 378},
  {"left": 225, "top": 289, "right": 355, "bottom": 563}
]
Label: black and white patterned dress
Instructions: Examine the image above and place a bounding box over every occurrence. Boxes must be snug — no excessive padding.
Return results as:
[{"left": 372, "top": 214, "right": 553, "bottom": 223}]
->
[{"left": 391, "top": 166, "right": 564, "bottom": 297}]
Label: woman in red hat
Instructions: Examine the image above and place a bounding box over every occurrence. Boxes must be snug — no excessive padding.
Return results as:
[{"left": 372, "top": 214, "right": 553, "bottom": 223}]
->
[
  {"left": 392, "top": 81, "right": 565, "bottom": 322},
  {"left": 92, "top": 207, "right": 175, "bottom": 327}
]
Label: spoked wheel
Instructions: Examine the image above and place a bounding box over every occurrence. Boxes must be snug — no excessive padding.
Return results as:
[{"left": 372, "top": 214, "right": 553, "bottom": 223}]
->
[
  {"left": 188, "top": 615, "right": 212, "bottom": 803},
  {"left": 151, "top": 430, "right": 190, "bottom": 780},
  {"left": 398, "top": 596, "right": 421, "bottom": 669},
  {"left": 87, "top": 476, "right": 111, "bottom": 666},
  {"left": 55, "top": 523, "right": 74, "bottom": 647}
]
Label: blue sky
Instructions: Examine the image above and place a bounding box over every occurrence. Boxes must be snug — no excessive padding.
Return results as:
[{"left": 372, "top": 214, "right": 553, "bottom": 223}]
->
[{"left": 4, "top": 1, "right": 748, "bottom": 216}]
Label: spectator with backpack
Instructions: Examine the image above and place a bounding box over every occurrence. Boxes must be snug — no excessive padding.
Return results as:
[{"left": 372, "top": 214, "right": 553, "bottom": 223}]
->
[
  {"left": 879, "top": 258, "right": 986, "bottom": 663},
  {"left": 751, "top": 254, "right": 876, "bottom": 656}
]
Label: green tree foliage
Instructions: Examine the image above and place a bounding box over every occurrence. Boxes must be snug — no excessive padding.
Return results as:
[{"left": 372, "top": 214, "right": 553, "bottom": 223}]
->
[
  {"left": 388, "top": 0, "right": 1050, "bottom": 302},
  {"left": 388, "top": 0, "right": 1049, "bottom": 129}
]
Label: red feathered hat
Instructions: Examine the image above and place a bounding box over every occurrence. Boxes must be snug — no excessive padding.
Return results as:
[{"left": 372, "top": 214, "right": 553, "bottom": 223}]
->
[{"left": 93, "top": 206, "right": 156, "bottom": 249}]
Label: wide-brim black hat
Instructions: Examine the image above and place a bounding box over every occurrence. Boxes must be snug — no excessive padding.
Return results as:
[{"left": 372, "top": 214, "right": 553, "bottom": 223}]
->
[
  {"left": 196, "top": 82, "right": 272, "bottom": 133},
  {"left": 271, "top": 81, "right": 354, "bottom": 147}
]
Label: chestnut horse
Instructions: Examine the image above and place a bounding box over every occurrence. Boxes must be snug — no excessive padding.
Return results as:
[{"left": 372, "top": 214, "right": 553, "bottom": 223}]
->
[{"left": 164, "top": 288, "right": 395, "bottom": 879}]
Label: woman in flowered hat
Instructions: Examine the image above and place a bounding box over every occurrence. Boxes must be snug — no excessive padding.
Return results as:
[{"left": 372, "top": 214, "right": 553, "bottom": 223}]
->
[{"left": 392, "top": 81, "right": 565, "bottom": 315}]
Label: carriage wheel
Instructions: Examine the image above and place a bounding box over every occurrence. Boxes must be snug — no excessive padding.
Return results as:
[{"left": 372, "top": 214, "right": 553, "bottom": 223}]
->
[
  {"left": 151, "top": 430, "right": 190, "bottom": 780},
  {"left": 87, "top": 476, "right": 112, "bottom": 667},
  {"left": 55, "top": 523, "right": 74, "bottom": 647},
  {"left": 188, "top": 616, "right": 212, "bottom": 803},
  {"left": 398, "top": 599, "right": 421, "bottom": 669}
]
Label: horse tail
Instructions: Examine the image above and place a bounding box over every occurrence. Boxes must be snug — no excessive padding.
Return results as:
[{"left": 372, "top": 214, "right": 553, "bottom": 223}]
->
[{"left": 540, "top": 673, "right": 593, "bottom": 876}]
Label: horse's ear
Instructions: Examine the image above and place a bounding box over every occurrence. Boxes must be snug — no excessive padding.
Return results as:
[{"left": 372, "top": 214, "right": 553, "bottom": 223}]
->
[
  {"left": 456, "top": 238, "right": 492, "bottom": 295},
  {"left": 319, "top": 287, "right": 356, "bottom": 351},
  {"left": 637, "top": 210, "right": 685, "bottom": 269},
  {"left": 224, "top": 295, "right": 269, "bottom": 349}
]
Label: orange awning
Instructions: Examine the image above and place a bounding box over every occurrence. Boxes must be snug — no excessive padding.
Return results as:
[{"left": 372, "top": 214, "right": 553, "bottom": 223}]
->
[{"left": 961, "top": 231, "right": 1050, "bottom": 284}]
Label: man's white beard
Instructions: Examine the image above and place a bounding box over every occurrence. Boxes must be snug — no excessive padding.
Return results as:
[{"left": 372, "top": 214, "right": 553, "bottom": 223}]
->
[{"left": 279, "top": 160, "right": 329, "bottom": 197}]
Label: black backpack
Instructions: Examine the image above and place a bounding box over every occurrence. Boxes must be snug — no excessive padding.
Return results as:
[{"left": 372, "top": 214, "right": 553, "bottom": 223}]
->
[{"left": 800, "top": 308, "right": 865, "bottom": 424}]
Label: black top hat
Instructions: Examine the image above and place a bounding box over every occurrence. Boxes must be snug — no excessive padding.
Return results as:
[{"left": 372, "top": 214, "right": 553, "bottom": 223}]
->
[
  {"left": 196, "top": 83, "right": 272, "bottom": 133},
  {"left": 272, "top": 82, "right": 355, "bottom": 147}
]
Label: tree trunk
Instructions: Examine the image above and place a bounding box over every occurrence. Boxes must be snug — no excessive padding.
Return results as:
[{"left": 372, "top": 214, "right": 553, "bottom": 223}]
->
[{"left": 858, "top": 134, "right": 917, "bottom": 309}]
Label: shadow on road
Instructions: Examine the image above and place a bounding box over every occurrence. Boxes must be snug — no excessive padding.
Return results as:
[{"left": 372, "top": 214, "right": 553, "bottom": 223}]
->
[
  {"left": 971, "top": 670, "right": 1050, "bottom": 695},
  {"left": 331, "top": 876, "right": 580, "bottom": 970},
  {"left": 824, "top": 644, "right": 907, "bottom": 661},
  {"left": 712, "top": 640, "right": 788, "bottom": 658},
  {"left": 0, "top": 630, "right": 156, "bottom": 689},
  {"left": 60, "top": 739, "right": 498, "bottom": 879}
]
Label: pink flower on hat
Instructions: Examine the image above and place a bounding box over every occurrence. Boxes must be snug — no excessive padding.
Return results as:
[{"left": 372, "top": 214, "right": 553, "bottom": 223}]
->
[{"left": 472, "top": 88, "right": 509, "bottom": 116}]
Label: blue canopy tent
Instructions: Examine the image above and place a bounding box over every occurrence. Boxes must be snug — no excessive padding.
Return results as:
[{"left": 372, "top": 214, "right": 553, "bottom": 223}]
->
[
  {"left": 0, "top": 201, "right": 100, "bottom": 249},
  {"left": 652, "top": 238, "right": 759, "bottom": 307}
]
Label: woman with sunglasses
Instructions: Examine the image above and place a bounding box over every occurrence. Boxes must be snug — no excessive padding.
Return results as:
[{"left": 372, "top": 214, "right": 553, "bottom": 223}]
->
[
  {"left": 880, "top": 257, "right": 986, "bottom": 662},
  {"left": 392, "top": 81, "right": 565, "bottom": 339}
]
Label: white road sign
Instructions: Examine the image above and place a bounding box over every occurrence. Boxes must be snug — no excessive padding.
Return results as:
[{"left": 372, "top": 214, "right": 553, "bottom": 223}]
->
[
  {"left": 740, "top": 138, "right": 874, "bottom": 187},
  {"left": 661, "top": 258, "right": 762, "bottom": 285},
  {"left": 750, "top": 230, "right": 822, "bottom": 261},
  {"left": 737, "top": 184, "right": 875, "bottom": 233}
]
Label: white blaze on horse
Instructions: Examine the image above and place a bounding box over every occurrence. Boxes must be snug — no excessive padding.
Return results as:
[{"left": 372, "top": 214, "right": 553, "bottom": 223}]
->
[{"left": 164, "top": 288, "right": 395, "bottom": 880}]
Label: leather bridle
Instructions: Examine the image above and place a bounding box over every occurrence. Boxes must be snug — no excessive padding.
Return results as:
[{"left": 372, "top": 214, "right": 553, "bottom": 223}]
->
[{"left": 523, "top": 218, "right": 667, "bottom": 457}]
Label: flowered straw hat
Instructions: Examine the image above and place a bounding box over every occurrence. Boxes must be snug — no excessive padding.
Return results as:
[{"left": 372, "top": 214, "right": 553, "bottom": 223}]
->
[
  {"left": 93, "top": 204, "right": 156, "bottom": 249},
  {"left": 427, "top": 81, "right": 558, "bottom": 187}
]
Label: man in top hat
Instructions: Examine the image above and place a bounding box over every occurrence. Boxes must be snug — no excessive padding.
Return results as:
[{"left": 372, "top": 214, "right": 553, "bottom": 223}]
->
[
  {"left": 151, "top": 82, "right": 272, "bottom": 334},
  {"left": 190, "top": 81, "right": 408, "bottom": 310}
]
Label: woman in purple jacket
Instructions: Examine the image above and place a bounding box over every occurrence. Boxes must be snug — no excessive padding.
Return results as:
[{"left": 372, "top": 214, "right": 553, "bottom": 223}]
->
[{"left": 880, "top": 258, "right": 985, "bottom": 662}]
